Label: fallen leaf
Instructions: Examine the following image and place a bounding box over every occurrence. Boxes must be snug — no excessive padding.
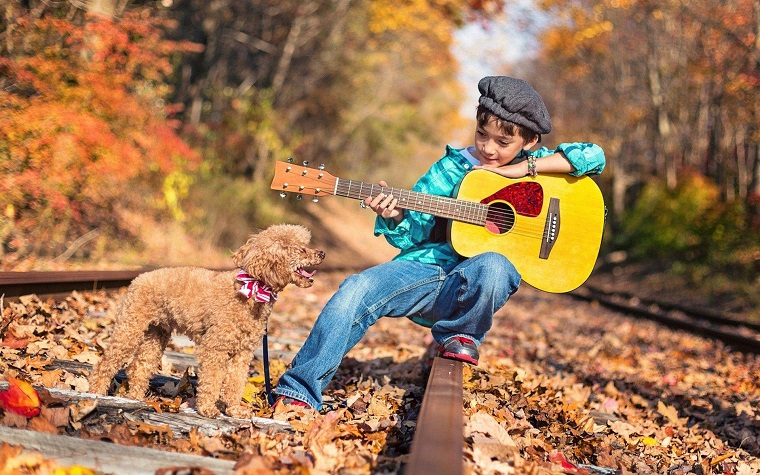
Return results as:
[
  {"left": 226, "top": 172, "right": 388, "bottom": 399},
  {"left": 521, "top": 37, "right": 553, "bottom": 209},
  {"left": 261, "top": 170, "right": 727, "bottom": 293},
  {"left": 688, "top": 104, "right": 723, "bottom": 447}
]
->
[
  {"left": 0, "top": 377, "right": 41, "bottom": 417},
  {"left": 241, "top": 381, "right": 259, "bottom": 403},
  {"left": 39, "top": 369, "right": 64, "bottom": 388},
  {"left": 657, "top": 400, "right": 688, "bottom": 427},
  {"left": 0, "top": 443, "right": 58, "bottom": 473},
  {"left": 549, "top": 451, "right": 583, "bottom": 473},
  {"left": 1, "top": 333, "right": 29, "bottom": 349},
  {"left": 27, "top": 413, "right": 60, "bottom": 434},
  {"left": 52, "top": 466, "right": 100, "bottom": 475},
  {"left": 641, "top": 436, "right": 659, "bottom": 446},
  {"left": 466, "top": 411, "right": 517, "bottom": 447}
]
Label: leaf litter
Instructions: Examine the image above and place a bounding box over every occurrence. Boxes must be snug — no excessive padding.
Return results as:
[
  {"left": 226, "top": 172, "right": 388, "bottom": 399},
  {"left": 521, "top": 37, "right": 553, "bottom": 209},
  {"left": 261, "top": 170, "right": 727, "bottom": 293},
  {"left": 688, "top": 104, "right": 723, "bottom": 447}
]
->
[{"left": 0, "top": 270, "right": 758, "bottom": 474}]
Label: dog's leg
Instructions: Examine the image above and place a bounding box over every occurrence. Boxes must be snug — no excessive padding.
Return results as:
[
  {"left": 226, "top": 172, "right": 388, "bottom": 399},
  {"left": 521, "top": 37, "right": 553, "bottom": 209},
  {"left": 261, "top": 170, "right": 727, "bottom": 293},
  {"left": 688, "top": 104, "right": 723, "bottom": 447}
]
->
[
  {"left": 220, "top": 349, "right": 254, "bottom": 419},
  {"left": 88, "top": 307, "right": 145, "bottom": 394},
  {"left": 124, "top": 325, "right": 171, "bottom": 400},
  {"left": 195, "top": 344, "right": 227, "bottom": 418}
]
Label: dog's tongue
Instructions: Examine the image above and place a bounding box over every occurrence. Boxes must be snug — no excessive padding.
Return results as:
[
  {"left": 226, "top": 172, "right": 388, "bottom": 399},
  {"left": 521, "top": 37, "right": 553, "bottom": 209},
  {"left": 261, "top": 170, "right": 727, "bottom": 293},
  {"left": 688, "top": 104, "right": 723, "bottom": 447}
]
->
[{"left": 297, "top": 268, "right": 316, "bottom": 278}]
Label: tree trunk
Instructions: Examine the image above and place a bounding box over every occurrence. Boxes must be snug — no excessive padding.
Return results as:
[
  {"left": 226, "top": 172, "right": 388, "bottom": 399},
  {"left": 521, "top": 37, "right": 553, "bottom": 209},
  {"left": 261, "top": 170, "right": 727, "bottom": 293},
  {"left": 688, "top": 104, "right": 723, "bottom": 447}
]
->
[
  {"left": 86, "top": 0, "right": 127, "bottom": 17},
  {"left": 645, "top": 16, "right": 677, "bottom": 189}
]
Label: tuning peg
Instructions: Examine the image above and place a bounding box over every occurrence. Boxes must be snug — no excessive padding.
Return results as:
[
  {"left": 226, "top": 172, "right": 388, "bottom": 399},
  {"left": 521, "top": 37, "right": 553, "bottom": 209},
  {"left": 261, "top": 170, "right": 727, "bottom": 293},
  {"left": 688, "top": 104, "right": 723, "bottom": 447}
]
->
[
  {"left": 296, "top": 194, "right": 303, "bottom": 200},
  {"left": 302, "top": 161, "right": 309, "bottom": 166},
  {"left": 279, "top": 192, "right": 287, "bottom": 198},
  {"left": 312, "top": 197, "right": 319, "bottom": 203},
  {"left": 318, "top": 164, "right": 325, "bottom": 170},
  {"left": 287, "top": 157, "right": 294, "bottom": 163}
]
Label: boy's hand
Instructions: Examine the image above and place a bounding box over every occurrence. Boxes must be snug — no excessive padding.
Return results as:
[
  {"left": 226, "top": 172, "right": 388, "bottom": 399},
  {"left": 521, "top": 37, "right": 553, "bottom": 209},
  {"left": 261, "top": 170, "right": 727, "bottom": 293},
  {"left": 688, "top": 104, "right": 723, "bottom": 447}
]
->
[
  {"left": 364, "top": 181, "right": 402, "bottom": 222},
  {"left": 473, "top": 162, "right": 529, "bottom": 178}
]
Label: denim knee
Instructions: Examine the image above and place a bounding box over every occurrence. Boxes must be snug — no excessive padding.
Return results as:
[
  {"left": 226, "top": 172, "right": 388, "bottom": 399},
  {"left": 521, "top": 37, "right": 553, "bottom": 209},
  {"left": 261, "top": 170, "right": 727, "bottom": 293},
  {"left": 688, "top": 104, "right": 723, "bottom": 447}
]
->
[
  {"left": 328, "top": 273, "right": 376, "bottom": 322},
  {"left": 466, "top": 252, "right": 521, "bottom": 295}
]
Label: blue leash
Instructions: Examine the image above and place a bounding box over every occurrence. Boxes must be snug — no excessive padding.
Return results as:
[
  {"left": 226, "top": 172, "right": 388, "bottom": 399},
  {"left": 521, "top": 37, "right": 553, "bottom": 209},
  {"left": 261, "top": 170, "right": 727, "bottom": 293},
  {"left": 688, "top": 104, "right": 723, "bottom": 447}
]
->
[{"left": 262, "top": 328, "right": 275, "bottom": 405}]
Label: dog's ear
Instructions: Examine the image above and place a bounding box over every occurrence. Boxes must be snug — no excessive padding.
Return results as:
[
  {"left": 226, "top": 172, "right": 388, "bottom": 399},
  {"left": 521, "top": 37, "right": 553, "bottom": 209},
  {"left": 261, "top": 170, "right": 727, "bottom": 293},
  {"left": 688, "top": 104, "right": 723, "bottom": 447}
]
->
[{"left": 231, "top": 232, "right": 259, "bottom": 269}]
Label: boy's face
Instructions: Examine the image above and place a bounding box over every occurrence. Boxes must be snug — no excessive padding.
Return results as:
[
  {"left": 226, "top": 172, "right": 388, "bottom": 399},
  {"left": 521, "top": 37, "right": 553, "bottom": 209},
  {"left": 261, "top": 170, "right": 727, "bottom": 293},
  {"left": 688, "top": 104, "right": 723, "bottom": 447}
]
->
[{"left": 473, "top": 117, "right": 538, "bottom": 167}]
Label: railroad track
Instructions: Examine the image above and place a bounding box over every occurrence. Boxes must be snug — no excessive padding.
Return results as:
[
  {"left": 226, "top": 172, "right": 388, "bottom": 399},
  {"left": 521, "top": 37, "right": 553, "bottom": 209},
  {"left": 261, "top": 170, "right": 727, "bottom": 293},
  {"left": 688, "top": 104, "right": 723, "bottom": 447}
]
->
[
  {"left": 0, "top": 269, "right": 144, "bottom": 299},
  {"left": 1, "top": 270, "right": 757, "bottom": 474},
  {"left": 5, "top": 270, "right": 756, "bottom": 353},
  {"left": 571, "top": 285, "right": 760, "bottom": 354}
]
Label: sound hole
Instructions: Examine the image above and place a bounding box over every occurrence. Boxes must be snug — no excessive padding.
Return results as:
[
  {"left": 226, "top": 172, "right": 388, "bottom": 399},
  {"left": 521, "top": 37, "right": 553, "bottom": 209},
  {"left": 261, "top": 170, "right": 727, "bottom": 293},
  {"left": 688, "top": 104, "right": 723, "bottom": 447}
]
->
[{"left": 484, "top": 202, "right": 514, "bottom": 234}]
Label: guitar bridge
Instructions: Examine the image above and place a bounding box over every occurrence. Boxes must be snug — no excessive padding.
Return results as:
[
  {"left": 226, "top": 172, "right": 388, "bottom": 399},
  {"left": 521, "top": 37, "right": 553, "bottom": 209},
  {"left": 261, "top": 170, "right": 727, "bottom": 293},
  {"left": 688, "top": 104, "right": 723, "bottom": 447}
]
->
[{"left": 539, "top": 198, "right": 560, "bottom": 259}]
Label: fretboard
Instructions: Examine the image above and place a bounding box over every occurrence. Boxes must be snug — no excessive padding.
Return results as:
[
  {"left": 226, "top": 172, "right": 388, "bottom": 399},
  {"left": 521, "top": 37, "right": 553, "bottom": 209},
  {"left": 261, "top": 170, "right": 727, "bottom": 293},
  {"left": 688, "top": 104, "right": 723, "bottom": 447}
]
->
[{"left": 334, "top": 178, "right": 487, "bottom": 225}]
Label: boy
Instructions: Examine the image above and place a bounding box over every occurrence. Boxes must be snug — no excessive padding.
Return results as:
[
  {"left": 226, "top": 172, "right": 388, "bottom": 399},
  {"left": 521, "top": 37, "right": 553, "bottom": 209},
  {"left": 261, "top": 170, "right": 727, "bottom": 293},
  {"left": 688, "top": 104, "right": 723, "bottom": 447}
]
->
[{"left": 273, "top": 76, "right": 605, "bottom": 409}]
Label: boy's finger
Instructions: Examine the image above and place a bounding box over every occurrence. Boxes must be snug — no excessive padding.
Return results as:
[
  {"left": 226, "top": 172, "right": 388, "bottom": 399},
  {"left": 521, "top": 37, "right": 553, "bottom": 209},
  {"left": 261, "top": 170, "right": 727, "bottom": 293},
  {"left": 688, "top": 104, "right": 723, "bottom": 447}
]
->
[{"left": 370, "top": 194, "right": 384, "bottom": 207}]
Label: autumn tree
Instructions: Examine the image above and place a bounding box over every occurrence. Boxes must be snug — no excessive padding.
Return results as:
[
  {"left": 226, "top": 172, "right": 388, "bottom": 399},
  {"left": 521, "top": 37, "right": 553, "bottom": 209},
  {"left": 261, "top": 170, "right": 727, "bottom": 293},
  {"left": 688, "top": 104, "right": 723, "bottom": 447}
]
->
[
  {"left": 529, "top": 0, "right": 759, "bottom": 272},
  {"left": 157, "top": 0, "right": 502, "bottom": 247},
  {"left": 533, "top": 0, "right": 758, "bottom": 205},
  {"left": 0, "top": 4, "right": 199, "bottom": 261}
]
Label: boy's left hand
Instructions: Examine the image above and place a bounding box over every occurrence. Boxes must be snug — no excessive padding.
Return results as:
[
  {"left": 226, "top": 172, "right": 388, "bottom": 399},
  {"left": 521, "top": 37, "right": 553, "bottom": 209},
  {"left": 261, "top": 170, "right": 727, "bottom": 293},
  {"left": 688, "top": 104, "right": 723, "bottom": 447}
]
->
[{"left": 365, "top": 181, "right": 403, "bottom": 222}]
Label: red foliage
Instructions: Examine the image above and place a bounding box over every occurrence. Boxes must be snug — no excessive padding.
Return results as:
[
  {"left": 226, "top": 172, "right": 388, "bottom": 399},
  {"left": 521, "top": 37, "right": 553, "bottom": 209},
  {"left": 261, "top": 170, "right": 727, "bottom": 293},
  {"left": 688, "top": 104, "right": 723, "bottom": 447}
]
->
[{"left": 0, "top": 11, "right": 200, "bottom": 256}]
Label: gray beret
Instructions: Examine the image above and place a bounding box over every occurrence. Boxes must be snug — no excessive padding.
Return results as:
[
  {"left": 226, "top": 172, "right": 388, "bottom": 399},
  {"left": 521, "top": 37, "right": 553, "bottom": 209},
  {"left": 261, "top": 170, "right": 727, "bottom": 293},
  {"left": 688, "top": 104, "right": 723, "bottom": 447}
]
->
[{"left": 478, "top": 76, "right": 552, "bottom": 135}]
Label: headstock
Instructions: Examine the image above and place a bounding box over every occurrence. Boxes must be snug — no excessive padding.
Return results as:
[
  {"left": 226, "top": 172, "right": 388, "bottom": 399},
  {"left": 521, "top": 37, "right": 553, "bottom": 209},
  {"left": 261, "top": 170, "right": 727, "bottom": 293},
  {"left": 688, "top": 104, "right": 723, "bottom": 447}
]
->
[{"left": 270, "top": 159, "right": 337, "bottom": 202}]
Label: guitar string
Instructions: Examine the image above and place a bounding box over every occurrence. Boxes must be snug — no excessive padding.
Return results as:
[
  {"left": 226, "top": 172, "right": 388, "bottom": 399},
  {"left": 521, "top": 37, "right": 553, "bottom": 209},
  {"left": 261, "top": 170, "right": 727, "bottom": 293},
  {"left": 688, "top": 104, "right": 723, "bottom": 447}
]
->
[
  {"left": 332, "top": 183, "right": 548, "bottom": 227},
  {"left": 332, "top": 183, "right": 551, "bottom": 235},
  {"left": 288, "top": 182, "right": 577, "bottom": 241},
  {"left": 331, "top": 183, "right": 556, "bottom": 239},
  {"left": 279, "top": 171, "right": 575, "bottom": 241}
]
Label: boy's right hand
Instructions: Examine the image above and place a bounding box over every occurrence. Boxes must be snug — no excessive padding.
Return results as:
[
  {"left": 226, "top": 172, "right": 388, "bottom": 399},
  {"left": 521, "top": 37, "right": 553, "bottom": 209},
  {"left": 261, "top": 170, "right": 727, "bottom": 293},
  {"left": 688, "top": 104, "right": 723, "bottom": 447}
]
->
[{"left": 364, "top": 181, "right": 403, "bottom": 223}]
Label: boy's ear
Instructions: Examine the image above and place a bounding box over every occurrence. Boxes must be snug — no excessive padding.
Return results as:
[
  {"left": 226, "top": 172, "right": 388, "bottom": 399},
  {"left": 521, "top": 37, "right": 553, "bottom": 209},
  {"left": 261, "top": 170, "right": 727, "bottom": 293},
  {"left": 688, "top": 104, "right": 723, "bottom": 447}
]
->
[{"left": 522, "top": 134, "right": 540, "bottom": 150}]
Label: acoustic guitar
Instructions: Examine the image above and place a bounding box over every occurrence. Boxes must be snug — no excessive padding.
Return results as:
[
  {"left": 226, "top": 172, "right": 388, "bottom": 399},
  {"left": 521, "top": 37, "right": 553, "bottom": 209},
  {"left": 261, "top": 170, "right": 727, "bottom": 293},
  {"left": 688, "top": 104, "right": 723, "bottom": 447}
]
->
[{"left": 271, "top": 160, "right": 606, "bottom": 293}]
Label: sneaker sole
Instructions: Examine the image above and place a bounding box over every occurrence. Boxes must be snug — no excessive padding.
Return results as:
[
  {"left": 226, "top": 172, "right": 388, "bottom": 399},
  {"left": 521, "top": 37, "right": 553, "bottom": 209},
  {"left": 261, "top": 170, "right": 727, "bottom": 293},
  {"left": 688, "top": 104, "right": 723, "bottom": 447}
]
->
[{"left": 440, "top": 351, "right": 478, "bottom": 365}]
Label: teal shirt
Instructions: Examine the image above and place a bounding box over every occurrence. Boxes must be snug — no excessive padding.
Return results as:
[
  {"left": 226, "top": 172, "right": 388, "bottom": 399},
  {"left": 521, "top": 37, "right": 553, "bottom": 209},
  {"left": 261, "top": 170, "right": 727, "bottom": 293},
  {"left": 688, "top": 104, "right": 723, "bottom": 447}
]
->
[{"left": 374, "top": 143, "right": 606, "bottom": 266}]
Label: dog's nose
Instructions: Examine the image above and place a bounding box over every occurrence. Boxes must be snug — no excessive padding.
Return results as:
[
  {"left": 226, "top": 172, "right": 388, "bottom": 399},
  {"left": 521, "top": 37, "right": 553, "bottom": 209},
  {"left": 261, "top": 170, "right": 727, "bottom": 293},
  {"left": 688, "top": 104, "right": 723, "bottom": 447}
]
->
[{"left": 318, "top": 250, "right": 325, "bottom": 259}]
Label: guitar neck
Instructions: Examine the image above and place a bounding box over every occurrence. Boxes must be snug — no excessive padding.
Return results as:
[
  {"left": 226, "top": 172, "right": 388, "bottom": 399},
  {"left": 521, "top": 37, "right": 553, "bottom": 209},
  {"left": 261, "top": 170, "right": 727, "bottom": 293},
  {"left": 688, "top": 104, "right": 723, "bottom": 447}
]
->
[{"left": 334, "top": 178, "right": 487, "bottom": 226}]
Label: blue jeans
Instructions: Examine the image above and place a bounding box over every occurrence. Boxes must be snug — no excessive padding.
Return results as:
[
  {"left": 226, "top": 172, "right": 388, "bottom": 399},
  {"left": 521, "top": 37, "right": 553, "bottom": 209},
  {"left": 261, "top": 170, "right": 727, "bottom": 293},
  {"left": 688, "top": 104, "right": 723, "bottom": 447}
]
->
[{"left": 273, "top": 252, "right": 521, "bottom": 409}]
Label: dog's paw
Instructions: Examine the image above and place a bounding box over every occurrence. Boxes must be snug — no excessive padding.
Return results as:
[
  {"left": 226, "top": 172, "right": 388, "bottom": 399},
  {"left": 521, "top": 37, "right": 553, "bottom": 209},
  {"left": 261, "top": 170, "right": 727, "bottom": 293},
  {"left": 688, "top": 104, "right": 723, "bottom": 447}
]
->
[
  {"left": 196, "top": 401, "right": 221, "bottom": 418},
  {"left": 225, "top": 405, "right": 252, "bottom": 420},
  {"left": 197, "top": 407, "right": 221, "bottom": 418},
  {"left": 87, "top": 376, "right": 111, "bottom": 395}
]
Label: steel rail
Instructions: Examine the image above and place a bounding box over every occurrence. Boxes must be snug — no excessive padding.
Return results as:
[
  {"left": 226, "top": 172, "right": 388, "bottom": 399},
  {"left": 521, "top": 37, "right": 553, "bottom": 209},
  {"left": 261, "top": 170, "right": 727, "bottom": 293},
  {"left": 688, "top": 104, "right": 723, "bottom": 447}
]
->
[
  {"left": 583, "top": 284, "right": 760, "bottom": 333},
  {"left": 0, "top": 270, "right": 146, "bottom": 299},
  {"left": 0, "top": 265, "right": 365, "bottom": 300},
  {"left": 570, "top": 286, "right": 760, "bottom": 354},
  {"left": 405, "top": 356, "right": 464, "bottom": 475}
]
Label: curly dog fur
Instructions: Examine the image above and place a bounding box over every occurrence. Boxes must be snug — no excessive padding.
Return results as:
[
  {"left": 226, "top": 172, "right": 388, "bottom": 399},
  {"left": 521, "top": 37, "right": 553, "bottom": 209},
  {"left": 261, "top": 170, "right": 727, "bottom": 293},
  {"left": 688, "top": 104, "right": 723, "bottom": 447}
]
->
[{"left": 88, "top": 224, "right": 324, "bottom": 418}]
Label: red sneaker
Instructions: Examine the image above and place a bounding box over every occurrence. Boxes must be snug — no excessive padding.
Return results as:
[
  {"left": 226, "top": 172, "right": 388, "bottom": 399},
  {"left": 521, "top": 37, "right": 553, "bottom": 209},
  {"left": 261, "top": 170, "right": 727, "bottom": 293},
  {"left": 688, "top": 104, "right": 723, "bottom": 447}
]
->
[
  {"left": 437, "top": 336, "right": 479, "bottom": 365},
  {"left": 273, "top": 395, "right": 310, "bottom": 409}
]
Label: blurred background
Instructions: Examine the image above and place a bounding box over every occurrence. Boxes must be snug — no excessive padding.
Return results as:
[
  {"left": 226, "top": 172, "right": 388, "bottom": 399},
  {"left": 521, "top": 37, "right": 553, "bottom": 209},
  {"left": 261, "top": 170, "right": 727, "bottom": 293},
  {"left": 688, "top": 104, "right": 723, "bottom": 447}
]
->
[{"left": 1, "top": 0, "right": 758, "bottom": 313}]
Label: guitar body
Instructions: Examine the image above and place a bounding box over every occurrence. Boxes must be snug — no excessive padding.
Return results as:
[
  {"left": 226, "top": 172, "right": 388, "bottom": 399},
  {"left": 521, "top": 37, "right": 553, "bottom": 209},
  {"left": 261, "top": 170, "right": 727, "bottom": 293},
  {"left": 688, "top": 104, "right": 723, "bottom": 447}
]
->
[{"left": 450, "top": 170, "right": 605, "bottom": 293}]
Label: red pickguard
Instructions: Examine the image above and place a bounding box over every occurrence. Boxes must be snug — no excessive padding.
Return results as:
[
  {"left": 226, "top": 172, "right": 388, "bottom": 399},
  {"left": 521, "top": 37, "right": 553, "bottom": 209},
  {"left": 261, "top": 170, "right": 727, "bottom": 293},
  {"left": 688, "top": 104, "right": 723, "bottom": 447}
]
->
[{"left": 480, "top": 182, "right": 543, "bottom": 217}]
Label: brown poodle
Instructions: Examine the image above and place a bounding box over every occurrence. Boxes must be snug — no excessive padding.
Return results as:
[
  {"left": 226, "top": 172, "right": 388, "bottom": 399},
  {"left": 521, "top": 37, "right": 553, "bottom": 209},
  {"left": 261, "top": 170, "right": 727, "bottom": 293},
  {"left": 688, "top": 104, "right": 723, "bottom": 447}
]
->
[{"left": 88, "top": 224, "right": 324, "bottom": 418}]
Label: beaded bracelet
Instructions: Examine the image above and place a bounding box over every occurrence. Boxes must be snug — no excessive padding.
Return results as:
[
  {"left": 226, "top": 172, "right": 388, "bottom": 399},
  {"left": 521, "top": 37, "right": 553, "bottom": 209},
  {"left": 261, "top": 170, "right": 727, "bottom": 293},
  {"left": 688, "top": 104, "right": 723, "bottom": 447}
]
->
[{"left": 527, "top": 156, "right": 538, "bottom": 176}]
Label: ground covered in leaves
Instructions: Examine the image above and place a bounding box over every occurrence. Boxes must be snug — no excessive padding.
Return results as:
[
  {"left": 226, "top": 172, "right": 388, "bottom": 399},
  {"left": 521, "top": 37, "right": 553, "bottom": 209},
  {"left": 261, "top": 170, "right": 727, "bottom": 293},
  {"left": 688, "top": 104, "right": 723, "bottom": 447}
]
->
[{"left": 1, "top": 270, "right": 759, "bottom": 474}]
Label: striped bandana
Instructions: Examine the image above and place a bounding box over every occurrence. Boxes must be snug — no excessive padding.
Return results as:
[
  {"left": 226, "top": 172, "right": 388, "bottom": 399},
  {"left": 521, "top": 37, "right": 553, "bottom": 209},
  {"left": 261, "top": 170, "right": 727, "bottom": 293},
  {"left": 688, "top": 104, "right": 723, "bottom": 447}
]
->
[{"left": 236, "top": 270, "right": 277, "bottom": 302}]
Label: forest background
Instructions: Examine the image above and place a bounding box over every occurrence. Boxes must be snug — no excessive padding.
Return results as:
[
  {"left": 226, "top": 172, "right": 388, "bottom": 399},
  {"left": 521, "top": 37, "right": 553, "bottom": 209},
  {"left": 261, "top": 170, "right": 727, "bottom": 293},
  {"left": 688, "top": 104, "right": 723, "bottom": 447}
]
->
[{"left": 1, "top": 0, "right": 759, "bottom": 317}]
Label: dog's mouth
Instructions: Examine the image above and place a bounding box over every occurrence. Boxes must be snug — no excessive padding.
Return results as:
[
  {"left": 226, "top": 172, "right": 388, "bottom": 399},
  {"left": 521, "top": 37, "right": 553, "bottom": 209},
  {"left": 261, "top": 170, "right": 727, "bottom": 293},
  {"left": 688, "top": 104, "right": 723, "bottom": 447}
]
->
[{"left": 294, "top": 267, "right": 317, "bottom": 282}]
